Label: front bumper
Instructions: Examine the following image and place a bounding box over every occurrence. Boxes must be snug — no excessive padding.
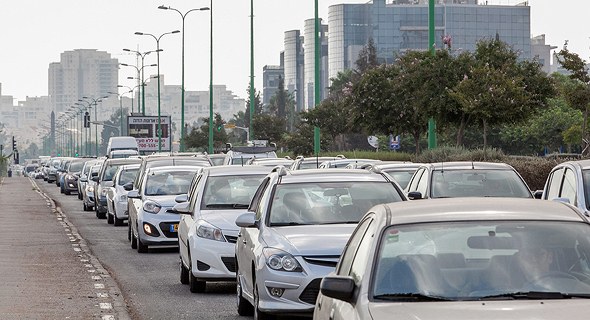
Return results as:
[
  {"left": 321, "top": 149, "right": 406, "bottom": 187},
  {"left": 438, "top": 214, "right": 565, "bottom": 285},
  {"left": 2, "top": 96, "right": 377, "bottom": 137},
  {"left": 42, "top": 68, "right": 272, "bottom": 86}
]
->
[
  {"left": 137, "top": 209, "right": 180, "bottom": 247},
  {"left": 190, "top": 231, "right": 239, "bottom": 281},
  {"left": 64, "top": 179, "right": 78, "bottom": 192}
]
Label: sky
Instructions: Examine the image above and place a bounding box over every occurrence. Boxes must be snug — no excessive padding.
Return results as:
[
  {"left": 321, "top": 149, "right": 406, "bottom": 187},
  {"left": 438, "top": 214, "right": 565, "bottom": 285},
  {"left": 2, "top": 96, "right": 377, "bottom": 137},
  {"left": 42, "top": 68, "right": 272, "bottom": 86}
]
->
[{"left": 0, "top": 0, "right": 588, "bottom": 103}]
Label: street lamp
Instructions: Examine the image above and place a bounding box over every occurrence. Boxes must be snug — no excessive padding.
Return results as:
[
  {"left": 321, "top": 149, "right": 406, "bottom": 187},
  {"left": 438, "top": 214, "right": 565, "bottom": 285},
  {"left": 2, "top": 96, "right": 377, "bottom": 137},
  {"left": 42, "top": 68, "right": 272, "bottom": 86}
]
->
[
  {"left": 117, "top": 84, "right": 139, "bottom": 114},
  {"left": 82, "top": 96, "right": 107, "bottom": 157},
  {"left": 122, "top": 49, "right": 161, "bottom": 115},
  {"left": 108, "top": 91, "right": 126, "bottom": 136},
  {"left": 135, "top": 30, "right": 180, "bottom": 152},
  {"left": 158, "top": 5, "right": 210, "bottom": 152},
  {"left": 77, "top": 99, "right": 92, "bottom": 156}
]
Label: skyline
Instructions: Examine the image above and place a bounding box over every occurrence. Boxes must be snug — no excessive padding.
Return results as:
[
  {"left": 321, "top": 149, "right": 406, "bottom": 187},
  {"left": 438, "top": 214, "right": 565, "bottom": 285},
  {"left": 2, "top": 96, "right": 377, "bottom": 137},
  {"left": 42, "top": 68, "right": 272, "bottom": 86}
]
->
[{"left": 0, "top": 0, "right": 588, "bottom": 104}]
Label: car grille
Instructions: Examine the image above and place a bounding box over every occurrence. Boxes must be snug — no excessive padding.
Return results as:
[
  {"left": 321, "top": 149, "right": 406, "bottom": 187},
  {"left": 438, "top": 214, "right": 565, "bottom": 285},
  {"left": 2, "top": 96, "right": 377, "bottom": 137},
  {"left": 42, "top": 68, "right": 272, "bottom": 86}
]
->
[
  {"left": 224, "top": 235, "right": 238, "bottom": 243},
  {"left": 221, "top": 257, "right": 236, "bottom": 273},
  {"left": 159, "top": 222, "right": 179, "bottom": 238},
  {"left": 299, "top": 278, "right": 322, "bottom": 305},
  {"left": 302, "top": 255, "right": 340, "bottom": 268}
]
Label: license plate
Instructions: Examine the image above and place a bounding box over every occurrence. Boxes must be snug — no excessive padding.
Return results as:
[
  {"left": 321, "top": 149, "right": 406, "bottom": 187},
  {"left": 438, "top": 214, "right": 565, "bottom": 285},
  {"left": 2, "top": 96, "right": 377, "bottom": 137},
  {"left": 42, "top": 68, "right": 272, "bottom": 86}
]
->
[{"left": 170, "top": 224, "right": 178, "bottom": 232}]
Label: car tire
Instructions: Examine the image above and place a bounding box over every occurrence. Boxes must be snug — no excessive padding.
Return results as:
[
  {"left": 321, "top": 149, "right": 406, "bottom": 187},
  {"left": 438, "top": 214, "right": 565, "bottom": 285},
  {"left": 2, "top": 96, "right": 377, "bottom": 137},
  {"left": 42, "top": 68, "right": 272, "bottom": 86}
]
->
[
  {"left": 107, "top": 213, "right": 114, "bottom": 224},
  {"left": 114, "top": 216, "right": 124, "bottom": 226},
  {"left": 83, "top": 203, "right": 88, "bottom": 211},
  {"left": 236, "top": 266, "right": 254, "bottom": 316},
  {"left": 180, "top": 257, "right": 189, "bottom": 285},
  {"left": 254, "top": 284, "right": 275, "bottom": 320},
  {"left": 127, "top": 223, "right": 132, "bottom": 241},
  {"left": 64, "top": 189, "right": 70, "bottom": 195},
  {"left": 78, "top": 192, "right": 82, "bottom": 200},
  {"left": 137, "top": 236, "right": 148, "bottom": 253},
  {"left": 131, "top": 227, "right": 138, "bottom": 249},
  {"left": 96, "top": 210, "right": 106, "bottom": 219},
  {"left": 188, "top": 264, "right": 206, "bottom": 293}
]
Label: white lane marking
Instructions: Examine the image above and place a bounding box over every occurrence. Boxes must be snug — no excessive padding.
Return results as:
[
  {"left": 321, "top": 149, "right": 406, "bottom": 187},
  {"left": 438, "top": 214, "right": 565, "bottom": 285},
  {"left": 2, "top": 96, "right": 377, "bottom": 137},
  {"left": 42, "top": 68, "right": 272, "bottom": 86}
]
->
[
  {"left": 97, "top": 293, "right": 108, "bottom": 298},
  {"left": 102, "top": 315, "right": 115, "bottom": 320},
  {"left": 99, "top": 302, "right": 112, "bottom": 310},
  {"left": 94, "top": 284, "right": 105, "bottom": 289},
  {"left": 92, "top": 276, "right": 102, "bottom": 280},
  {"left": 73, "top": 248, "right": 81, "bottom": 252}
]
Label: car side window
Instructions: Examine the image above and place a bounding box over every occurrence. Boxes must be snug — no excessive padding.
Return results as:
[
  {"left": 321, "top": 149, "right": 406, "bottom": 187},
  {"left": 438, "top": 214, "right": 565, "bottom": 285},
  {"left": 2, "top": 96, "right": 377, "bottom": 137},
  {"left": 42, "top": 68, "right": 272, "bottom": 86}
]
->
[
  {"left": 349, "top": 220, "right": 377, "bottom": 284},
  {"left": 408, "top": 168, "right": 424, "bottom": 191},
  {"left": 188, "top": 174, "right": 204, "bottom": 213},
  {"left": 561, "top": 168, "right": 577, "bottom": 204},
  {"left": 249, "top": 177, "right": 270, "bottom": 213},
  {"left": 256, "top": 183, "right": 273, "bottom": 222},
  {"left": 546, "top": 168, "right": 564, "bottom": 200},
  {"left": 416, "top": 169, "right": 429, "bottom": 196},
  {"left": 337, "top": 218, "right": 373, "bottom": 276}
]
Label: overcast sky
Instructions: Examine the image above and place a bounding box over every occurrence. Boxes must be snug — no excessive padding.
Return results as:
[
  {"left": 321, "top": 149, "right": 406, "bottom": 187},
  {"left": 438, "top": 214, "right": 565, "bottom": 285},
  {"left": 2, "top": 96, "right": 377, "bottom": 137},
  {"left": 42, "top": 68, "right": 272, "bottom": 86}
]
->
[{"left": 0, "top": 0, "right": 588, "bottom": 103}]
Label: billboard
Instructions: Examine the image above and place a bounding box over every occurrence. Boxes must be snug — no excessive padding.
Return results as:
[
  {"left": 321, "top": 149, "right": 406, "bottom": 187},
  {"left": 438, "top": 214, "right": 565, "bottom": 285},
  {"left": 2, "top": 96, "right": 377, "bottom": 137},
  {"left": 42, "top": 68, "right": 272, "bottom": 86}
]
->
[{"left": 128, "top": 115, "right": 172, "bottom": 152}]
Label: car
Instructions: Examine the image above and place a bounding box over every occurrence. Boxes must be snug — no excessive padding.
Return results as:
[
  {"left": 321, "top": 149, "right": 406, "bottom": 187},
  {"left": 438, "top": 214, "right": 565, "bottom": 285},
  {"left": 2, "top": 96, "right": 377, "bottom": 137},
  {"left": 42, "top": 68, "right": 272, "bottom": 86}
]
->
[
  {"left": 234, "top": 168, "right": 406, "bottom": 319},
  {"left": 541, "top": 159, "right": 590, "bottom": 214},
  {"left": 81, "top": 162, "right": 104, "bottom": 211},
  {"left": 109, "top": 149, "right": 139, "bottom": 159},
  {"left": 56, "top": 158, "right": 73, "bottom": 188},
  {"left": 61, "top": 158, "right": 89, "bottom": 195},
  {"left": 355, "top": 162, "right": 422, "bottom": 189},
  {"left": 24, "top": 164, "right": 39, "bottom": 178},
  {"left": 224, "top": 146, "right": 277, "bottom": 166},
  {"left": 106, "top": 136, "right": 139, "bottom": 155},
  {"left": 128, "top": 166, "right": 198, "bottom": 253},
  {"left": 206, "top": 153, "right": 227, "bottom": 166},
  {"left": 105, "top": 164, "right": 140, "bottom": 226},
  {"left": 314, "top": 198, "right": 590, "bottom": 320},
  {"left": 131, "top": 155, "right": 213, "bottom": 193},
  {"left": 245, "top": 157, "right": 294, "bottom": 167},
  {"left": 289, "top": 156, "right": 347, "bottom": 171},
  {"left": 93, "top": 158, "right": 141, "bottom": 219},
  {"left": 404, "top": 162, "right": 533, "bottom": 200},
  {"left": 77, "top": 159, "right": 99, "bottom": 200},
  {"left": 319, "top": 159, "right": 381, "bottom": 169},
  {"left": 175, "top": 165, "right": 273, "bottom": 293},
  {"left": 46, "top": 158, "right": 62, "bottom": 183}
]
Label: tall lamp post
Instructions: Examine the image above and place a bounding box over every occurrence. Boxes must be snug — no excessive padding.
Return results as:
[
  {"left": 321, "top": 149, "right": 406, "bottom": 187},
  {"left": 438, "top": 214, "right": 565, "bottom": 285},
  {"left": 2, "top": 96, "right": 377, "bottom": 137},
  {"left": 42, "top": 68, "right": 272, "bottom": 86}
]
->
[
  {"left": 77, "top": 100, "right": 92, "bottom": 156},
  {"left": 135, "top": 30, "right": 180, "bottom": 152},
  {"left": 71, "top": 105, "right": 86, "bottom": 155},
  {"left": 108, "top": 91, "right": 126, "bottom": 136},
  {"left": 122, "top": 49, "right": 160, "bottom": 115},
  {"left": 83, "top": 96, "right": 107, "bottom": 157},
  {"left": 158, "top": 5, "right": 210, "bottom": 152},
  {"left": 117, "top": 85, "right": 139, "bottom": 116}
]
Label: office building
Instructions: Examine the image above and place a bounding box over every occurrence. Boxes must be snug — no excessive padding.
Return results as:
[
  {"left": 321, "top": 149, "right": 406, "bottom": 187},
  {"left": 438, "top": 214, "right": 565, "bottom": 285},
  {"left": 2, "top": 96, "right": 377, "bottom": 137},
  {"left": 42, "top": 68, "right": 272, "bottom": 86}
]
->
[
  {"left": 284, "top": 30, "right": 305, "bottom": 111},
  {"left": 303, "top": 18, "right": 329, "bottom": 110},
  {"left": 262, "top": 65, "right": 285, "bottom": 107}
]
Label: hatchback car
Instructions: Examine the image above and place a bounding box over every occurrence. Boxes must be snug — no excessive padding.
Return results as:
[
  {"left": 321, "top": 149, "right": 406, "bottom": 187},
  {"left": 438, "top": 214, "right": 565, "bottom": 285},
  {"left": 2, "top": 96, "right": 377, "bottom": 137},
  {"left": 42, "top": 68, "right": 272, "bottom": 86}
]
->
[
  {"left": 319, "top": 159, "right": 381, "bottom": 169},
  {"left": 234, "top": 168, "right": 406, "bottom": 318},
  {"left": 77, "top": 159, "right": 98, "bottom": 200},
  {"left": 106, "top": 164, "right": 140, "bottom": 226},
  {"left": 128, "top": 166, "right": 198, "bottom": 253},
  {"left": 404, "top": 162, "right": 533, "bottom": 200},
  {"left": 176, "top": 165, "right": 273, "bottom": 293},
  {"left": 81, "top": 162, "right": 103, "bottom": 211},
  {"left": 541, "top": 160, "right": 590, "bottom": 215},
  {"left": 314, "top": 198, "right": 590, "bottom": 320},
  {"left": 355, "top": 162, "right": 422, "bottom": 190},
  {"left": 61, "top": 159, "right": 89, "bottom": 195},
  {"left": 93, "top": 158, "right": 141, "bottom": 219},
  {"left": 289, "top": 156, "right": 346, "bottom": 171}
]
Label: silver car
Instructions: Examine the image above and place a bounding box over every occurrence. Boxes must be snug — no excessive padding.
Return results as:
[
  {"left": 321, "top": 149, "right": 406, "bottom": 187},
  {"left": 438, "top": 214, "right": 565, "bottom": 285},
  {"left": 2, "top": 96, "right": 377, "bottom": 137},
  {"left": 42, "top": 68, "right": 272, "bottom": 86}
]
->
[
  {"left": 128, "top": 166, "right": 198, "bottom": 253},
  {"left": 176, "top": 165, "right": 272, "bottom": 293},
  {"left": 106, "top": 164, "right": 140, "bottom": 226},
  {"left": 234, "top": 168, "right": 406, "bottom": 319},
  {"left": 541, "top": 159, "right": 590, "bottom": 215},
  {"left": 314, "top": 198, "right": 590, "bottom": 320}
]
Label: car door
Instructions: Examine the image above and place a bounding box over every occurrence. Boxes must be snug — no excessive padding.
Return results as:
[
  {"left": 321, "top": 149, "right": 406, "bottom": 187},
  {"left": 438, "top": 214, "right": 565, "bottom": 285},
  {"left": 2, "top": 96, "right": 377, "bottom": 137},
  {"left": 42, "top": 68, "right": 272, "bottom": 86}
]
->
[
  {"left": 560, "top": 168, "right": 578, "bottom": 205},
  {"left": 179, "top": 171, "right": 204, "bottom": 263},
  {"left": 544, "top": 167, "right": 565, "bottom": 201},
  {"left": 129, "top": 172, "right": 146, "bottom": 234}
]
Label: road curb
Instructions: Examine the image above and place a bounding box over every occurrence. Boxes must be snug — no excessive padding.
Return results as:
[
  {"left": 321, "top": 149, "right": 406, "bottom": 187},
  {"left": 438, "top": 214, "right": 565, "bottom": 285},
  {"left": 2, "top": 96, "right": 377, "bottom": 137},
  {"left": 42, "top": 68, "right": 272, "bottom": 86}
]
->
[{"left": 29, "top": 177, "right": 131, "bottom": 320}]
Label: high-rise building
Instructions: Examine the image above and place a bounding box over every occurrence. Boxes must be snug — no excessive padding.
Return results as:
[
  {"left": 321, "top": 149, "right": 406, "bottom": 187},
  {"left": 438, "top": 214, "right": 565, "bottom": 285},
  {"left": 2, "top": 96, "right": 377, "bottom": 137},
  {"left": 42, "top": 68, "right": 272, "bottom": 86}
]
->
[
  {"left": 284, "top": 30, "right": 305, "bottom": 111},
  {"left": 303, "top": 18, "right": 329, "bottom": 110},
  {"left": 262, "top": 65, "right": 285, "bottom": 107},
  {"left": 48, "top": 49, "right": 119, "bottom": 116},
  {"left": 531, "top": 34, "right": 557, "bottom": 74}
]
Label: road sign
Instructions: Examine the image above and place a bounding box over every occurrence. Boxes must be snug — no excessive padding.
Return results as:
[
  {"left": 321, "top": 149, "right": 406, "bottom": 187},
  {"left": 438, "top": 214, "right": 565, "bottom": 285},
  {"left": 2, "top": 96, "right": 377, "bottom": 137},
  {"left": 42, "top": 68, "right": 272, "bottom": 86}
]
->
[
  {"left": 128, "top": 115, "right": 172, "bottom": 152},
  {"left": 224, "top": 124, "right": 236, "bottom": 129},
  {"left": 390, "top": 134, "right": 400, "bottom": 150},
  {"left": 368, "top": 136, "right": 379, "bottom": 149}
]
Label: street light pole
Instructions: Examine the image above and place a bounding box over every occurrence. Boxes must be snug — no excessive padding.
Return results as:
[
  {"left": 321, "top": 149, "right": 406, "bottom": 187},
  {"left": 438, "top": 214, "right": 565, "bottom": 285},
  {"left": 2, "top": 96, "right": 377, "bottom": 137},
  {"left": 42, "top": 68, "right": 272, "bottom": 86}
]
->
[
  {"left": 122, "top": 49, "right": 159, "bottom": 115},
  {"left": 77, "top": 100, "right": 91, "bottom": 156},
  {"left": 158, "top": 5, "right": 209, "bottom": 152},
  {"left": 135, "top": 30, "right": 179, "bottom": 152}
]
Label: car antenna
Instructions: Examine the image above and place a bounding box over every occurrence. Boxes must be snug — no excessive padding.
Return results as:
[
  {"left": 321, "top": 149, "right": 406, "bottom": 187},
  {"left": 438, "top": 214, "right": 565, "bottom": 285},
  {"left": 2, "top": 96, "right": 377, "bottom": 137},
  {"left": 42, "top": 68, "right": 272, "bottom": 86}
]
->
[
  {"left": 441, "top": 161, "right": 444, "bottom": 174},
  {"left": 472, "top": 159, "right": 475, "bottom": 170}
]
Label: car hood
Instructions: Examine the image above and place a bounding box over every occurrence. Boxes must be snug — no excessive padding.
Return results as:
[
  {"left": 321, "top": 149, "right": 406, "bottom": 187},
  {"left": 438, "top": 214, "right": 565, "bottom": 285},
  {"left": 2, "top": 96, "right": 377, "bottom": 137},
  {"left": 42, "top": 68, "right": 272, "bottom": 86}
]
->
[
  {"left": 368, "top": 300, "right": 590, "bottom": 319},
  {"left": 144, "top": 195, "right": 183, "bottom": 208},
  {"left": 263, "top": 224, "right": 357, "bottom": 256},
  {"left": 200, "top": 209, "right": 243, "bottom": 232}
]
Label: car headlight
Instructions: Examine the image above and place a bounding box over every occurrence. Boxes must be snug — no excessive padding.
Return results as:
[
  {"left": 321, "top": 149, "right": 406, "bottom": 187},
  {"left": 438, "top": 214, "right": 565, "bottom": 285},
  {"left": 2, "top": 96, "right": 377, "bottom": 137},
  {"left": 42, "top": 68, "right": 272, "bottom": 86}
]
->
[
  {"left": 67, "top": 175, "right": 76, "bottom": 181},
  {"left": 101, "top": 188, "right": 107, "bottom": 196},
  {"left": 87, "top": 186, "right": 94, "bottom": 192},
  {"left": 143, "top": 200, "right": 162, "bottom": 214},
  {"left": 263, "top": 248, "right": 302, "bottom": 272},
  {"left": 120, "top": 194, "right": 127, "bottom": 202},
  {"left": 195, "top": 220, "right": 225, "bottom": 242}
]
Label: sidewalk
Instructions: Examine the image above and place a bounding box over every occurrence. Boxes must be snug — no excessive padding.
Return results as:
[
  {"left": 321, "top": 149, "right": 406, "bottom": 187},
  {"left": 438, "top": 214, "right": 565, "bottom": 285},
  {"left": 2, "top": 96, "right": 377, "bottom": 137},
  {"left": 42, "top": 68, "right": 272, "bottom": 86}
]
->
[{"left": 0, "top": 176, "right": 128, "bottom": 319}]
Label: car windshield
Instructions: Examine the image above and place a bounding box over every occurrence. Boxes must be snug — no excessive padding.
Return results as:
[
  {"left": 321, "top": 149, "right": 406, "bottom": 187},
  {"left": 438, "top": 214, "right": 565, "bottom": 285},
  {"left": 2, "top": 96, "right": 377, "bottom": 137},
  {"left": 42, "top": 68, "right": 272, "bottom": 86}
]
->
[
  {"left": 210, "top": 157, "right": 225, "bottom": 166},
  {"left": 201, "top": 175, "right": 265, "bottom": 209},
  {"left": 83, "top": 161, "right": 97, "bottom": 175},
  {"left": 373, "top": 221, "right": 590, "bottom": 301},
  {"left": 70, "top": 162, "right": 85, "bottom": 172},
  {"left": 384, "top": 169, "right": 416, "bottom": 189},
  {"left": 103, "top": 165, "right": 122, "bottom": 181},
  {"left": 299, "top": 161, "right": 323, "bottom": 170},
  {"left": 268, "top": 182, "right": 403, "bottom": 226},
  {"left": 145, "top": 171, "right": 196, "bottom": 196},
  {"left": 118, "top": 169, "right": 138, "bottom": 186},
  {"left": 430, "top": 169, "right": 531, "bottom": 198}
]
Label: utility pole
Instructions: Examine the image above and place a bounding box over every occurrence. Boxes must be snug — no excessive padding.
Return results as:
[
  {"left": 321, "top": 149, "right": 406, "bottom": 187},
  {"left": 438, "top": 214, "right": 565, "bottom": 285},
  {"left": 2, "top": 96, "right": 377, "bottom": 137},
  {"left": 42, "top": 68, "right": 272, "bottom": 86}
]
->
[{"left": 428, "top": 0, "right": 437, "bottom": 150}]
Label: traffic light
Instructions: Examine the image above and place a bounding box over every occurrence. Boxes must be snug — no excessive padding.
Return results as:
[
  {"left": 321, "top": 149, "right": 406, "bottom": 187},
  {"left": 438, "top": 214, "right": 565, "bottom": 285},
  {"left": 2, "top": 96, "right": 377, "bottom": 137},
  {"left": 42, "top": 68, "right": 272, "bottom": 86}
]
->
[
  {"left": 84, "top": 112, "right": 90, "bottom": 128},
  {"left": 14, "top": 152, "right": 19, "bottom": 164},
  {"left": 57, "top": 153, "right": 61, "bottom": 156},
  {"left": 217, "top": 125, "right": 222, "bottom": 130},
  {"left": 12, "top": 136, "right": 16, "bottom": 151}
]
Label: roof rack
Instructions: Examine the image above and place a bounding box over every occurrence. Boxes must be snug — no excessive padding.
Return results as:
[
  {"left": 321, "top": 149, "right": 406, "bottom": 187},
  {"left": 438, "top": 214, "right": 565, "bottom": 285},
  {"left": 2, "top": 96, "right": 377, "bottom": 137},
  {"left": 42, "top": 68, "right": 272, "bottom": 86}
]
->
[{"left": 271, "top": 165, "right": 288, "bottom": 177}]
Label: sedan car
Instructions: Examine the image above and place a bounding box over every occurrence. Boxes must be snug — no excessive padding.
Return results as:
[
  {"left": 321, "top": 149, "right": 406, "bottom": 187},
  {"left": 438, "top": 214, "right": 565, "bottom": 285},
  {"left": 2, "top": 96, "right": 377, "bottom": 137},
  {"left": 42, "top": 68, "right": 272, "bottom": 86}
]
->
[
  {"left": 105, "top": 164, "right": 140, "bottom": 226},
  {"left": 235, "top": 168, "right": 406, "bottom": 319},
  {"left": 404, "top": 162, "right": 533, "bottom": 200},
  {"left": 352, "top": 162, "right": 421, "bottom": 190},
  {"left": 93, "top": 158, "right": 141, "bottom": 219},
  {"left": 314, "top": 198, "right": 590, "bottom": 320},
  {"left": 541, "top": 160, "right": 590, "bottom": 215},
  {"left": 128, "top": 166, "right": 198, "bottom": 253},
  {"left": 289, "top": 156, "right": 346, "bottom": 171},
  {"left": 176, "top": 165, "right": 273, "bottom": 293}
]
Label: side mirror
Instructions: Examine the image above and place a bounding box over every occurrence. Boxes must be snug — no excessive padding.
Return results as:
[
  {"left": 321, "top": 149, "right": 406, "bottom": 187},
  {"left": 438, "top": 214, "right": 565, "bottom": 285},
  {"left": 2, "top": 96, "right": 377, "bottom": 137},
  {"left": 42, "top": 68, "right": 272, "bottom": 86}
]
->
[
  {"left": 235, "top": 212, "right": 257, "bottom": 228},
  {"left": 407, "top": 191, "right": 423, "bottom": 200},
  {"left": 91, "top": 176, "right": 99, "bottom": 182},
  {"left": 175, "top": 194, "right": 188, "bottom": 203},
  {"left": 104, "top": 181, "right": 114, "bottom": 188},
  {"left": 127, "top": 190, "right": 140, "bottom": 199},
  {"left": 123, "top": 182, "right": 134, "bottom": 191},
  {"left": 80, "top": 177, "right": 88, "bottom": 183},
  {"left": 533, "top": 190, "right": 543, "bottom": 199},
  {"left": 170, "top": 202, "right": 191, "bottom": 214},
  {"left": 320, "top": 276, "right": 355, "bottom": 302}
]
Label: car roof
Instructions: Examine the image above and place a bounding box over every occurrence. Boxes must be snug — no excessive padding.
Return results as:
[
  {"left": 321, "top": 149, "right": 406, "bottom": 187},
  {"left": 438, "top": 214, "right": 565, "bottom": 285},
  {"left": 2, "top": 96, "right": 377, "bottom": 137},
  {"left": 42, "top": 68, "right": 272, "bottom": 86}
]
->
[
  {"left": 204, "top": 165, "right": 274, "bottom": 176},
  {"left": 104, "top": 158, "right": 142, "bottom": 165},
  {"left": 146, "top": 165, "right": 201, "bottom": 174},
  {"left": 119, "top": 164, "right": 140, "bottom": 170},
  {"left": 279, "top": 168, "right": 390, "bottom": 184},
  {"left": 561, "top": 159, "right": 590, "bottom": 170},
  {"left": 423, "top": 161, "right": 514, "bottom": 170},
  {"left": 375, "top": 198, "right": 587, "bottom": 225}
]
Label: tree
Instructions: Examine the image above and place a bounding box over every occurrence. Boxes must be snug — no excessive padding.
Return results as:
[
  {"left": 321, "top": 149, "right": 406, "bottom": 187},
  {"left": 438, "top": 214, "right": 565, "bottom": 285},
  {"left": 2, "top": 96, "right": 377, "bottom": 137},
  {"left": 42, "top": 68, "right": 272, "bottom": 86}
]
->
[
  {"left": 251, "top": 114, "right": 286, "bottom": 145},
  {"left": 183, "top": 113, "right": 228, "bottom": 151},
  {"left": 284, "top": 120, "right": 329, "bottom": 156},
  {"left": 304, "top": 98, "right": 350, "bottom": 151},
  {"left": 100, "top": 107, "right": 129, "bottom": 155},
  {"left": 244, "top": 85, "right": 263, "bottom": 127},
  {"left": 355, "top": 37, "right": 379, "bottom": 73}
]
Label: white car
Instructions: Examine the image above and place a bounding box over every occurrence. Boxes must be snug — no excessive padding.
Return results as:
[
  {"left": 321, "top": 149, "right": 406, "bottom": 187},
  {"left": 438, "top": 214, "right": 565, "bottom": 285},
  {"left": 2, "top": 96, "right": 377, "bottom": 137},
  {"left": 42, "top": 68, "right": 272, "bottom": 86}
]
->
[
  {"left": 314, "top": 198, "right": 590, "bottom": 320},
  {"left": 128, "top": 166, "right": 198, "bottom": 253},
  {"left": 106, "top": 164, "right": 140, "bottom": 226},
  {"left": 175, "top": 165, "right": 273, "bottom": 293}
]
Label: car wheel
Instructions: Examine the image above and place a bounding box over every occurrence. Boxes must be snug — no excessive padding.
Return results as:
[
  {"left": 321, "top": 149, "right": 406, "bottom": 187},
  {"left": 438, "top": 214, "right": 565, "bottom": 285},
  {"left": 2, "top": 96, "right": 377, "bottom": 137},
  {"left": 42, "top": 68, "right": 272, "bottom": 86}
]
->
[
  {"left": 60, "top": 186, "right": 64, "bottom": 194},
  {"left": 188, "top": 264, "right": 206, "bottom": 293},
  {"left": 96, "top": 209, "right": 106, "bottom": 219},
  {"left": 127, "top": 223, "right": 132, "bottom": 241},
  {"left": 131, "top": 226, "right": 138, "bottom": 249},
  {"left": 180, "top": 257, "right": 189, "bottom": 285},
  {"left": 107, "top": 213, "right": 114, "bottom": 224},
  {"left": 236, "top": 266, "right": 254, "bottom": 316},
  {"left": 78, "top": 192, "right": 82, "bottom": 200},
  {"left": 254, "top": 284, "right": 275, "bottom": 320},
  {"left": 83, "top": 203, "right": 88, "bottom": 211},
  {"left": 64, "top": 189, "right": 70, "bottom": 195},
  {"left": 114, "top": 216, "right": 124, "bottom": 226},
  {"left": 137, "top": 236, "right": 148, "bottom": 253}
]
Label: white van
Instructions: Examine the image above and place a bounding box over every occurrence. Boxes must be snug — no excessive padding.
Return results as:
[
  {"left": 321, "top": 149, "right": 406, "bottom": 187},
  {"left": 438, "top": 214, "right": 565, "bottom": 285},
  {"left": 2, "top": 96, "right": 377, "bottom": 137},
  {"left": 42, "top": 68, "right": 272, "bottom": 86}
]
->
[{"left": 106, "top": 137, "right": 139, "bottom": 157}]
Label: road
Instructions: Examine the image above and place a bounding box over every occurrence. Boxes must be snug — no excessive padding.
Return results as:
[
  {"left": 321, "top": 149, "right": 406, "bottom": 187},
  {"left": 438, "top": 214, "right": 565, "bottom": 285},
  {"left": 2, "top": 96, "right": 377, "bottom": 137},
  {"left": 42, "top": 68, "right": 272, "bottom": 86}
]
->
[{"left": 35, "top": 178, "right": 244, "bottom": 320}]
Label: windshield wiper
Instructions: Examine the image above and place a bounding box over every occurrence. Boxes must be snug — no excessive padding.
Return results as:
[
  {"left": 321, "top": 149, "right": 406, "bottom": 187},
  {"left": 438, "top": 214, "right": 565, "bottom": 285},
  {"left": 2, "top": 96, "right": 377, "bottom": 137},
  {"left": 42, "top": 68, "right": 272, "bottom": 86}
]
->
[
  {"left": 206, "top": 204, "right": 250, "bottom": 209},
  {"left": 478, "top": 291, "right": 590, "bottom": 300},
  {"left": 319, "top": 221, "right": 359, "bottom": 225},
  {"left": 374, "top": 293, "right": 451, "bottom": 301},
  {"left": 270, "top": 222, "right": 312, "bottom": 226}
]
